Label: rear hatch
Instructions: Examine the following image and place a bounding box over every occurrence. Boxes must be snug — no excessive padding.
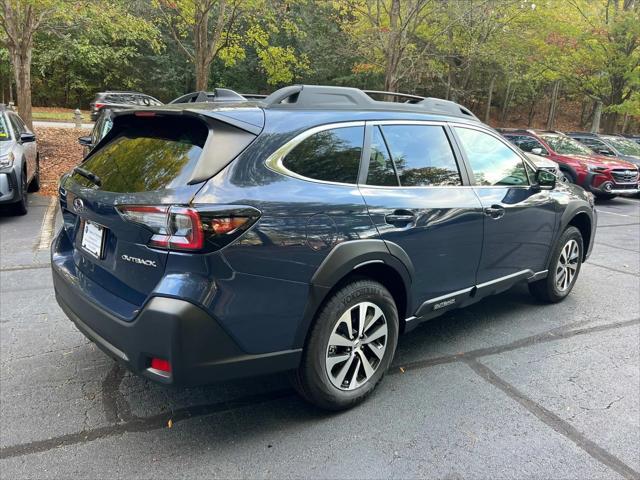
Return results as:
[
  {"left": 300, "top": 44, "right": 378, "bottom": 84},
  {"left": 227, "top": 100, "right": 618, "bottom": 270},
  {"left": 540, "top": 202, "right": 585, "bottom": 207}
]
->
[{"left": 57, "top": 109, "right": 261, "bottom": 319}]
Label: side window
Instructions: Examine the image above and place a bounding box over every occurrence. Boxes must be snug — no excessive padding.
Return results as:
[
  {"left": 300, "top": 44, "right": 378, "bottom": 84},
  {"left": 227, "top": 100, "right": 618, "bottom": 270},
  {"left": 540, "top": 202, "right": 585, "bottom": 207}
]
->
[
  {"left": 514, "top": 136, "right": 546, "bottom": 154},
  {"left": 366, "top": 126, "right": 398, "bottom": 186},
  {"left": 380, "top": 125, "right": 461, "bottom": 187},
  {"left": 9, "top": 115, "right": 24, "bottom": 136},
  {"left": 455, "top": 127, "right": 529, "bottom": 186},
  {"left": 282, "top": 126, "right": 364, "bottom": 184}
]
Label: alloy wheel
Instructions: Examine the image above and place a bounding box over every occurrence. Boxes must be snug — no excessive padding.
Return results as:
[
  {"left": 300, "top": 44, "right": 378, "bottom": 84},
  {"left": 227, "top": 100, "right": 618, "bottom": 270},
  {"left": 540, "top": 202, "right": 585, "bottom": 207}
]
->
[
  {"left": 555, "top": 239, "right": 579, "bottom": 291},
  {"left": 325, "top": 301, "right": 388, "bottom": 391}
]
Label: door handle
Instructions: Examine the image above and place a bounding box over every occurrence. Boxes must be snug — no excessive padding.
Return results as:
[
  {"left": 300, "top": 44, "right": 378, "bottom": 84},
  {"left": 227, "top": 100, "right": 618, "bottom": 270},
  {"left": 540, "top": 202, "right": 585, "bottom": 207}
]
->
[
  {"left": 385, "top": 210, "right": 416, "bottom": 226},
  {"left": 484, "top": 206, "right": 505, "bottom": 219}
]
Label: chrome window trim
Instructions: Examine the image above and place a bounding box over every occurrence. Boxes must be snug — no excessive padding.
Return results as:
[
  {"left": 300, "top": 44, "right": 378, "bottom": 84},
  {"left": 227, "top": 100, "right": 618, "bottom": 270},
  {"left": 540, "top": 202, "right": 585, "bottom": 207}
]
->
[{"left": 264, "top": 121, "right": 366, "bottom": 187}]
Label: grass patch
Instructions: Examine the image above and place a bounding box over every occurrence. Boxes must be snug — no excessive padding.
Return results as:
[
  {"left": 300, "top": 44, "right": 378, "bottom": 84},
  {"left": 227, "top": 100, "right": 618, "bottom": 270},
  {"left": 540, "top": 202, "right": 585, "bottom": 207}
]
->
[{"left": 32, "top": 107, "right": 91, "bottom": 123}]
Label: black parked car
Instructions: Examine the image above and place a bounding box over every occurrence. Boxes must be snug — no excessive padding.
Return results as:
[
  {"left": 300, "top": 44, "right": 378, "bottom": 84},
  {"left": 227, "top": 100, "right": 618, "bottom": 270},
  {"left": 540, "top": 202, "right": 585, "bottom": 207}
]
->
[
  {"left": 53, "top": 85, "right": 597, "bottom": 410},
  {"left": 90, "top": 91, "right": 162, "bottom": 121}
]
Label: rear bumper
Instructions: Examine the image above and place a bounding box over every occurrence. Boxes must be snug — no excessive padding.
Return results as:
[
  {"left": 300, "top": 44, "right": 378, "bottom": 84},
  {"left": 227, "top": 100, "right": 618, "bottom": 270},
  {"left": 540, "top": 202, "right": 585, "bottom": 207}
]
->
[{"left": 52, "top": 266, "right": 301, "bottom": 386}]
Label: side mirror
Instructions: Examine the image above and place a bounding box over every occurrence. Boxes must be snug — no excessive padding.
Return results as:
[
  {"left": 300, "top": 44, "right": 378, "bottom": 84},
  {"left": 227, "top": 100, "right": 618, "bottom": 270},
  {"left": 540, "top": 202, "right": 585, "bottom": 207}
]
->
[
  {"left": 531, "top": 147, "right": 548, "bottom": 156},
  {"left": 534, "top": 168, "right": 556, "bottom": 190},
  {"left": 78, "top": 136, "right": 92, "bottom": 146},
  {"left": 19, "top": 132, "right": 36, "bottom": 143},
  {"left": 598, "top": 149, "right": 614, "bottom": 156}
]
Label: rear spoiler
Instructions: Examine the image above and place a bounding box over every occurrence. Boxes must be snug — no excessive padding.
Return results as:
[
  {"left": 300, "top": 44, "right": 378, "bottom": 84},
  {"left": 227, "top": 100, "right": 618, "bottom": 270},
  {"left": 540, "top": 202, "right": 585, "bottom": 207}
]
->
[{"left": 92, "top": 108, "right": 264, "bottom": 185}]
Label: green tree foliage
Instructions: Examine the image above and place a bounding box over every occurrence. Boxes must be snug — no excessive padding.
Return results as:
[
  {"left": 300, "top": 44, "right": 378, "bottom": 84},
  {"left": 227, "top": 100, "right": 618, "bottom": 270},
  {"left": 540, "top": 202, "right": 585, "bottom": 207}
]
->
[{"left": 2, "top": 0, "right": 639, "bottom": 132}]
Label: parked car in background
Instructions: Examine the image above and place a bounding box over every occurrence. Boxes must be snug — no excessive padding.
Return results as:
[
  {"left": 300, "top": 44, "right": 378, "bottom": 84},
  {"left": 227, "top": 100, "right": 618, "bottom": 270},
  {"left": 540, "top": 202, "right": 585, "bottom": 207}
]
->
[
  {"left": 566, "top": 132, "right": 640, "bottom": 167},
  {"left": 499, "top": 129, "right": 639, "bottom": 199},
  {"left": 169, "top": 89, "right": 267, "bottom": 104},
  {"left": 79, "top": 108, "right": 121, "bottom": 157},
  {"left": 53, "top": 85, "right": 597, "bottom": 410},
  {"left": 90, "top": 92, "right": 162, "bottom": 121},
  {"left": 0, "top": 105, "right": 39, "bottom": 215},
  {"left": 621, "top": 134, "right": 640, "bottom": 145}
]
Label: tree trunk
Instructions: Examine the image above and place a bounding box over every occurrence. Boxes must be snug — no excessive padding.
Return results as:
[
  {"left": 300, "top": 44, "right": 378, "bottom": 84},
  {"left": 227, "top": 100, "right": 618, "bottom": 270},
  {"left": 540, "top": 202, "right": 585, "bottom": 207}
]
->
[
  {"left": 194, "top": 6, "right": 211, "bottom": 91},
  {"left": 500, "top": 79, "right": 512, "bottom": 124},
  {"left": 527, "top": 97, "right": 537, "bottom": 127},
  {"left": 621, "top": 113, "right": 629, "bottom": 134},
  {"left": 546, "top": 80, "right": 560, "bottom": 130},
  {"left": 384, "top": 0, "right": 402, "bottom": 93},
  {"left": 484, "top": 75, "right": 495, "bottom": 124},
  {"left": 10, "top": 47, "right": 33, "bottom": 128},
  {"left": 591, "top": 101, "right": 603, "bottom": 133}
]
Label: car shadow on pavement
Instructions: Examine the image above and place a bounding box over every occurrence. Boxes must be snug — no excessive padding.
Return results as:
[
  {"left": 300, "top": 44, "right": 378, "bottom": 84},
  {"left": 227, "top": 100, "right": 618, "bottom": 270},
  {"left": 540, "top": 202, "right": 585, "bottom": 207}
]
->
[{"left": 101, "top": 283, "right": 547, "bottom": 424}]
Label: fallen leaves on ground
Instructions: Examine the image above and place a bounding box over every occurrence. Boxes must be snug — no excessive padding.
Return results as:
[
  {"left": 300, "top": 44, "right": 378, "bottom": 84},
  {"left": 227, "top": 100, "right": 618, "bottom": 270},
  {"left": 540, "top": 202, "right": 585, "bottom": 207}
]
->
[{"left": 35, "top": 127, "right": 89, "bottom": 196}]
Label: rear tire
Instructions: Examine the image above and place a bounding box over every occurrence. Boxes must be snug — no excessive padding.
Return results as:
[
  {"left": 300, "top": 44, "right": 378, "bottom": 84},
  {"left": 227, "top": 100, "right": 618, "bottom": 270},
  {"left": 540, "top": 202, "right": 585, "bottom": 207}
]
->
[
  {"left": 529, "top": 226, "right": 583, "bottom": 303},
  {"left": 292, "top": 279, "right": 399, "bottom": 410}
]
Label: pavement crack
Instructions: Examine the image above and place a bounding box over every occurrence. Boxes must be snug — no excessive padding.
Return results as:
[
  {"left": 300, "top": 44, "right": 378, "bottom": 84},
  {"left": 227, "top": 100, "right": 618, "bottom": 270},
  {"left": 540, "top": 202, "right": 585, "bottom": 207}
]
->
[
  {"left": 1, "top": 318, "right": 637, "bottom": 462},
  {"left": 586, "top": 262, "right": 640, "bottom": 278},
  {"left": 0, "top": 389, "right": 293, "bottom": 460},
  {"left": 464, "top": 358, "right": 640, "bottom": 480},
  {"left": 102, "top": 363, "right": 135, "bottom": 424},
  {"left": 391, "top": 317, "right": 640, "bottom": 374}
]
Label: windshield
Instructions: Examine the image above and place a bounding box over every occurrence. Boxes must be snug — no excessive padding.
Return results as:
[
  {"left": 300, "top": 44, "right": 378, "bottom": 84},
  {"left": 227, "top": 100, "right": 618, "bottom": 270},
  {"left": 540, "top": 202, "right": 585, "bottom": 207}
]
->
[
  {"left": 71, "top": 116, "right": 207, "bottom": 192},
  {"left": 0, "top": 115, "right": 10, "bottom": 141},
  {"left": 603, "top": 136, "right": 640, "bottom": 156},
  {"left": 541, "top": 135, "right": 593, "bottom": 155}
]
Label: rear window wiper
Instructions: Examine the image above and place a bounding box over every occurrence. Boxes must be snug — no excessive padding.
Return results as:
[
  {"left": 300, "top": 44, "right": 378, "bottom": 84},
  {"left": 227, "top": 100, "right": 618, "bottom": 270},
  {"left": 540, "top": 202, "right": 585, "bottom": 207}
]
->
[{"left": 73, "top": 166, "right": 102, "bottom": 187}]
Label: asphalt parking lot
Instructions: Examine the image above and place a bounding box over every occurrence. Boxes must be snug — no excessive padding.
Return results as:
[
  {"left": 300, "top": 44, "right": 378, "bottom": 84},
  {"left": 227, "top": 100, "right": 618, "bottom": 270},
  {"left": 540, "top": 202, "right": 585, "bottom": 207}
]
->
[{"left": 1, "top": 194, "right": 638, "bottom": 479}]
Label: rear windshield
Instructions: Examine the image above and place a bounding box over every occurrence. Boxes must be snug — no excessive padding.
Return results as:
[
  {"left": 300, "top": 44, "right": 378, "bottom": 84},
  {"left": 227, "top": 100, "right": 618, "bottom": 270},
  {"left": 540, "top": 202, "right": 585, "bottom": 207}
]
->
[{"left": 71, "top": 116, "right": 208, "bottom": 192}]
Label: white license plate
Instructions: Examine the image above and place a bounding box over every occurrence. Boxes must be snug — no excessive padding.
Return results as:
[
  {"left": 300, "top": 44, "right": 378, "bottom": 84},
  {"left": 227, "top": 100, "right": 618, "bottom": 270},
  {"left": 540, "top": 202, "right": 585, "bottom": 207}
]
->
[{"left": 81, "top": 220, "right": 105, "bottom": 259}]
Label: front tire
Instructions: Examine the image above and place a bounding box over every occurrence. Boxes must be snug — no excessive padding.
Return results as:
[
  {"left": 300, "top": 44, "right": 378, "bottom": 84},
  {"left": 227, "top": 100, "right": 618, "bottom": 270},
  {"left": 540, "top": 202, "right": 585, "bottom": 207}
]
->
[
  {"left": 594, "top": 192, "right": 616, "bottom": 200},
  {"left": 529, "top": 226, "right": 583, "bottom": 303},
  {"left": 10, "top": 170, "right": 28, "bottom": 215},
  {"left": 28, "top": 155, "right": 40, "bottom": 192},
  {"left": 292, "top": 279, "right": 399, "bottom": 410}
]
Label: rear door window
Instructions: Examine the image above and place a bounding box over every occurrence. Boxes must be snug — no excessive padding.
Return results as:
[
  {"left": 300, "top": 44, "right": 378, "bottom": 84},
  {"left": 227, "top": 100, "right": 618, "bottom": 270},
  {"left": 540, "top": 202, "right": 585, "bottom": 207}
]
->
[
  {"left": 282, "top": 126, "right": 364, "bottom": 184},
  {"left": 380, "top": 125, "right": 461, "bottom": 187},
  {"left": 72, "top": 116, "right": 208, "bottom": 192}
]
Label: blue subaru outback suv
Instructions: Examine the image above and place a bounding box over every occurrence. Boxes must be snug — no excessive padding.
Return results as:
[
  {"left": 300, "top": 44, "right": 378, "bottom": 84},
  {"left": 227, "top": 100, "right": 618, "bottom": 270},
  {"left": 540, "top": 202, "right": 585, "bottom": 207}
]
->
[{"left": 52, "top": 85, "right": 596, "bottom": 410}]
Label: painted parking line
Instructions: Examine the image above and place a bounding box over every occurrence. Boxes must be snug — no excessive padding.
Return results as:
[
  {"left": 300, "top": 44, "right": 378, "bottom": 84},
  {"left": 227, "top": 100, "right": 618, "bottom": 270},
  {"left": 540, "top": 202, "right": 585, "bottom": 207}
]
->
[{"left": 597, "top": 209, "right": 632, "bottom": 217}]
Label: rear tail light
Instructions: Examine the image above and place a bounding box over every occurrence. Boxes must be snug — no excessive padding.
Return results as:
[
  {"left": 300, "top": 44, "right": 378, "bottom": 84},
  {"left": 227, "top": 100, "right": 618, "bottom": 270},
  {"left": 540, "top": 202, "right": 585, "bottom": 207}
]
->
[
  {"left": 94, "top": 102, "right": 105, "bottom": 110},
  {"left": 116, "top": 204, "right": 260, "bottom": 252},
  {"left": 150, "top": 357, "right": 171, "bottom": 373}
]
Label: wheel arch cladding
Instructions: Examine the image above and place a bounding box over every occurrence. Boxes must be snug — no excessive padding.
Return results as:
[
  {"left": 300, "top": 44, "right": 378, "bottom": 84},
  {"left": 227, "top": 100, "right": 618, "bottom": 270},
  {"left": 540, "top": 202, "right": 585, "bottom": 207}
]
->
[
  {"left": 294, "top": 239, "right": 413, "bottom": 347},
  {"left": 567, "top": 211, "right": 592, "bottom": 260}
]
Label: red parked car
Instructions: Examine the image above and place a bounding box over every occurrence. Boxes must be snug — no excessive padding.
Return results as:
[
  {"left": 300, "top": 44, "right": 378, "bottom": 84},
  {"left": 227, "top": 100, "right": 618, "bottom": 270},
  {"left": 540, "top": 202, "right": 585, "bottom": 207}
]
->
[{"left": 499, "top": 129, "right": 639, "bottom": 199}]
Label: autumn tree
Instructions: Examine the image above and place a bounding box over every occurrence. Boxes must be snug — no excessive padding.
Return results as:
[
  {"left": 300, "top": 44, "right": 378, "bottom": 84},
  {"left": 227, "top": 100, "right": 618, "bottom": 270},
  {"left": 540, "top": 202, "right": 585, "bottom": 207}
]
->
[
  {"left": 334, "top": 0, "right": 435, "bottom": 92},
  {"left": 154, "top": 0, "right": 308, "bottom": 90},
  {"left": 0, "top": 0, "right": 158, "bottom": 127}
]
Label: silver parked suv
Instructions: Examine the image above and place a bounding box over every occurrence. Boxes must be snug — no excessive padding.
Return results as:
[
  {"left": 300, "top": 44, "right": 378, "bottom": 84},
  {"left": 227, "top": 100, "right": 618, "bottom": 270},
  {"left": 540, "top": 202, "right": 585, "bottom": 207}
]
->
[{"left": 0, "top": 105, "right": 39, "bottom": 215}]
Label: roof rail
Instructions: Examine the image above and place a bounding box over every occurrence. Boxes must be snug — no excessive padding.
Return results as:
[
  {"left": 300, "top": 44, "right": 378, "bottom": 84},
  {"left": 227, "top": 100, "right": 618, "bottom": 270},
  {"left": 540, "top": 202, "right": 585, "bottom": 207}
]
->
[
  {"left": 362, "top": 90, "right": 425, "bottom": 103},
  {"left": 261, "top": 85, "right": 478, "bottom": 120}
]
